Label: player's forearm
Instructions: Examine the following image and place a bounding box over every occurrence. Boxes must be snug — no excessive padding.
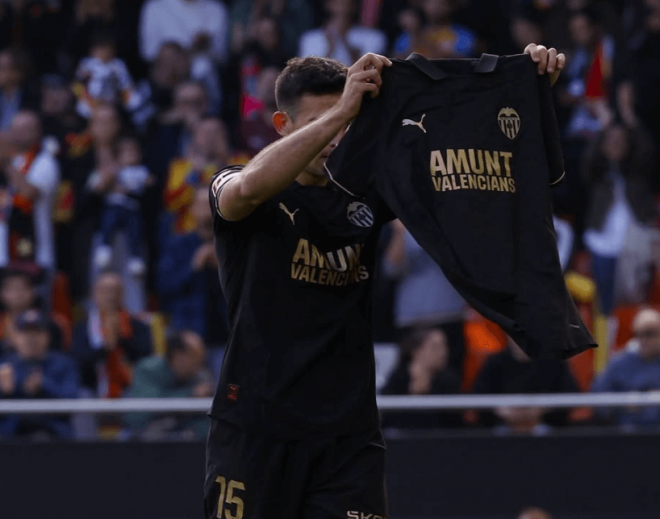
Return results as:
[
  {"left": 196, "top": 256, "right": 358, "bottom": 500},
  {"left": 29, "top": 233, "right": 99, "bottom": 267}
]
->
[{"left": 220, "top": 107, "right": 349, "bottom": 220}]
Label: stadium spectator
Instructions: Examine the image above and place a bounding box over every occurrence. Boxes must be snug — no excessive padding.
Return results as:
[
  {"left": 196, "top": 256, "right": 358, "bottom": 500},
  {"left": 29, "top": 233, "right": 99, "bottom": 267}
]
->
[
  {"left": 139, "top": 0, "right": 230, "bottom": 64},
  {"left": 158, "top": 187, "right": 228, "bottom": 346},
  {"left": 518, "top": 508, "right": 554, "bottom": 519},
  {"left": 162, "top": 117, "right": 230, "bottom": 235},
  {"left": 124, "top": 330, "right": 213, "bottom": 440},
  {"left": 0, "top": 266, "right": 69, "bottom": 354},
  {"left": 299, "top": 0, "right": 387, "bottom": 65},
  {"left": 145, "top": 81, "right": 209, "bottom": 184},
  {"left": 411, "top": 0, "right": 478, "bottom": 59},
  {"left": 229, "top": 0, "right": 314, "bottom": 60},
  {"left": 64, "top": 0, "right": 141, "bottom": 79},
  {"left": 391, "top": 7, "right": 424, "bottom": 59},
  {"left": 238, "top": 66, "right": 281, "bottom": 156},
  {"left": 133, "top": 42, "right": 191, "bottom": 134},
  {"left": 592, "top": 308, "right": 660, "bottom": 429},
  {"left": 473, "top": 338, "right": 579, "bottom": 434},
  {"left": 72, "top": 30, "right": 142, "bottom": 119},
  {"left": 383, "top": 220, "right": 467, "bottom": 375},
  {"left": 94, "top": 136, "right": 152, "bottom": 276},
  {"left": 0, "top": 309, "right": 79, "bottom": 440},
  {"left": 64, "top": 103, "right": 122, "bottom": 301},
  {"left": 508, "top": 7, "right": 546, "bottom": 53},
  {"left": 381, "top": 327, "right": 461, "bottom": 429},
  {"left": 617, "top": 0, "right": 660, "bottom": 191},
  {"left": 0, "top": 110, "right": 59, "bottom": 272},
  {"left": 0, "top": 48, "right": 39, "bottom": 131},
  {"left": 0, "top": 0, "right": 65, "bottom": 75},
  {"left": 71, "top": 271, "right": 152, "bottom": 397},
  {"left": 582, "top": 124, "right": 658, "bottom": 316}
]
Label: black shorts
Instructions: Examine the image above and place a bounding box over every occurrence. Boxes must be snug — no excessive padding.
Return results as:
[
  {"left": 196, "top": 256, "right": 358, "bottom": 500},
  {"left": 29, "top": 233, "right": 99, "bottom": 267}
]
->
[{"left": 204, "top": 419, "right": 389, "bottom": 519}]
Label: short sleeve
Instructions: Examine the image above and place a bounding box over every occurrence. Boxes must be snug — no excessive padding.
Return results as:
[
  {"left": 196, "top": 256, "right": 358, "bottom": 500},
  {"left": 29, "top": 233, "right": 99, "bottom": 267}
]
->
[{"left": 209, "top": 165, "right": 245, "bottom": 221}]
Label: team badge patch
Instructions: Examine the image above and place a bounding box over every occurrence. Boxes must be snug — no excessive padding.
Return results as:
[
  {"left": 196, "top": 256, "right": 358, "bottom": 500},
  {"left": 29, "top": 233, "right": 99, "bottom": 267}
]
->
[
  {"left": 347, "top": 202, "right": 374, "bottom": 228},
  {"left": 498, "top": 107, "right": 521, "bottom": 139}
]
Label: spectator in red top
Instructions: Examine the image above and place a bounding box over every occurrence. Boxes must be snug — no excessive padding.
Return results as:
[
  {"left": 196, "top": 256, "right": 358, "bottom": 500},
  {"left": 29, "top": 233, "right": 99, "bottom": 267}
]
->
[{"left": 71, "top": 270, "right": 152, "bottom": 397}]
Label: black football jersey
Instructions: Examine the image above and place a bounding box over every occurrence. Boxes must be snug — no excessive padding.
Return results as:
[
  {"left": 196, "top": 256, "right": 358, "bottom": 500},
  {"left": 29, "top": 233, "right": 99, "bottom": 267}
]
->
[
  {"left": 325, "top": 53, "right": 597, "bottom": 360},
  {"left": 208, "top": 167, "right": 392, "bottom": 438}
]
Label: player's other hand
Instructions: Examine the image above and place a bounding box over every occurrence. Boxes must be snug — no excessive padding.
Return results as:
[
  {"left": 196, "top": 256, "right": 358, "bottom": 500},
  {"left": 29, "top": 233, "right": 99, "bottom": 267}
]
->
[
  {"left": 335, "top": 53, "right": 392, "bottom": 121},
  {"left": 524, "top": 43, "right": 566, "bottom": 86}
]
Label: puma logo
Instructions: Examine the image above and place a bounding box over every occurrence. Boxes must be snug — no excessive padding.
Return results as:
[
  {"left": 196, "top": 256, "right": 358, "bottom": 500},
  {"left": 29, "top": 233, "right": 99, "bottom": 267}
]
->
[
  {"left": 402, "top": 114, "right": 426, "bottom": 133},
  {"left": 279, "top": 203, "right": 299, "bottom": 225}
]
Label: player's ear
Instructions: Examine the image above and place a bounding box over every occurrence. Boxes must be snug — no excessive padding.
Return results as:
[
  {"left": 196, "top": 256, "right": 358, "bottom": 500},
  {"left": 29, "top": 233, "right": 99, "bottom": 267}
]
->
[{"left": 273, "top": 111, "right": 292, "bottom": 136}]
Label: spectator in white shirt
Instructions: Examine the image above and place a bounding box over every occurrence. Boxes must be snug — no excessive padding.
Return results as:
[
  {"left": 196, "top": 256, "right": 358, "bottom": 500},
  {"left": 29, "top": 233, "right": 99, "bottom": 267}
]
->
[
  {"left": 139, "top": 0, "right": 230, "bottom": 64},
  {"left": 0, "top": 111, "right": 59, "bottom": 271},
  {"left": 298, "top": 0, "right": 386, "bottom": 65}
]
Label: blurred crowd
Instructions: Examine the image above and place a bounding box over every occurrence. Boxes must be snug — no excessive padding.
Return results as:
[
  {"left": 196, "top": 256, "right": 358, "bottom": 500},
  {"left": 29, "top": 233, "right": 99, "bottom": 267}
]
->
[{"left": 1, "top": 0, "right": 660, "bottom": 441}]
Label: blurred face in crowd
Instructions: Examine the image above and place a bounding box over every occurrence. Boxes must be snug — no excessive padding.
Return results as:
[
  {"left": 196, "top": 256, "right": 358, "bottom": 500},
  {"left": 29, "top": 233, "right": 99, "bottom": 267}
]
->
[
  {"left": 602, "top": 125, "right": 629, "bottom": 163},
  {"left": 255, "top": 18, "right": 279, "bottom": 52},
  {"left": 0, "top": 51, "right": 23, "bottom": 90},
  {"left": 632, "top": 309, "right": 660, "bottom": 360},
  {"left": 174, "top": 83, "right": 208, "bottom": 130},
  {"left": 170, "top": 331, "right": 206, "bottom": 382},
  {"left": 118, "top": 138, "right": 142, "bottom": 168},
  {"left": 423, "top": 0, "right": 454, "bottom": 24},
  {"left": 412, "top": 329, "right": 449, "bottom": 372},
  {"left": 511, "top": 17, "right": 544, "bottom": 51},
  {"left": 91, "top": 42, "right": 116, "bottom": 64},
  {"left": 153, "top": 43, "right": 189, "bottom": 89},
  {"left": 257, "top": 67, "right": 279, "bottom": 112},
  {"left": 1, "top": 274, "right": 35, "bottom": 314},
  {"left": 325, "top": 0, "right": 355, "bottom": 20},
  {"left": 276, "top": 93, "right": 344, "bottom": 182},
  {"left": 90, "top": 104, "right": 121, "bottom": 146},
  {"left": 192, "top": 187, "right": 214, "bottom": 241},
  {"left": 78, "top": 0, "right": 115, "bottom": 18},
  {"left": 192, "top": 118, "right": 229, "bottom": 162},
  {"left": 14, "top": 327, "right": 50, "bottom": 361},
  {"left": 93, "top": 272, "right": 123, "bottom": 313},
  {"left": 569, "top": 13, "right": 596, "bottom": 47},
  {"left": 10, "top": 111, "right": 41, "bottom": 152},
  {"left": 41, "top": 83, "right": 73, "bottom": 117},
  {"left": 518, "top": 507, "right": 554, "bottom": 519}
]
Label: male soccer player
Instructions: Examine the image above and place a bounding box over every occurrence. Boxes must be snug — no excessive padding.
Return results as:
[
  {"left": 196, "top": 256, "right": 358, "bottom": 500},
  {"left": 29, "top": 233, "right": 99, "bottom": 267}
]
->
[{"left": 205, "top": 45, "right": 565, "bottom": 519}]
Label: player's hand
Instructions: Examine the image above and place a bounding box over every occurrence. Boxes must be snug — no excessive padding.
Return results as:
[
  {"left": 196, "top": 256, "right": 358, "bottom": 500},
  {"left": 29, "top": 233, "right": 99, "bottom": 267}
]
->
[
  {"left": 524, "top": 43, "right": 566, "bottom": 86},
  {"left": 0, "top": 363, "right": 15, "bottom": 395},
  {"left": 23, "top": 369, "right": 43, "bottom": 396},
  {"left": 335, "top": 53, "right": 392, "bottom": 121}
]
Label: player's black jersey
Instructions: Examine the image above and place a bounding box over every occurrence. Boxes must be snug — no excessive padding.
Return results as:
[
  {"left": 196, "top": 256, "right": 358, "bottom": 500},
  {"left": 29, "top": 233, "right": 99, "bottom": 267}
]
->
[
  {"left": 326, "top": 53, "right": 596, "bottom": 360},
  {"left": 208, "top": 167, "right": 391, "bottom": 438}
]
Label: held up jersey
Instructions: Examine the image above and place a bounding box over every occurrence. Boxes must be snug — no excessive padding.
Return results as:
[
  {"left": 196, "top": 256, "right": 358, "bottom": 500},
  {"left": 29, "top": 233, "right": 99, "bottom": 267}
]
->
[
  {"left": 208, "top": 167, "right": 391, "bottom": 438},
  {"left": 325, "top": 53, "right": 597, "bottom": 360}
]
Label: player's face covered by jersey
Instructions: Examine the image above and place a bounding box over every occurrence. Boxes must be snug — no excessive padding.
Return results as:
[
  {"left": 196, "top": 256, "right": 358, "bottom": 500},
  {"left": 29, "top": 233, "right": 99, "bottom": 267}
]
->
[{"left": 278, "top": 93, "right": 345, "bottom": 183}]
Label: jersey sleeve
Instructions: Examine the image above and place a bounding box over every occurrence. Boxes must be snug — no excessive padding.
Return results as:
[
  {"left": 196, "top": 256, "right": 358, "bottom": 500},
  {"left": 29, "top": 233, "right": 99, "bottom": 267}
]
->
[
  {"left": 209, "top": 165, "right": 245, "bottom": 222},
  {"left": 538, "top": 75, "right": 566, "bottom": 186}
]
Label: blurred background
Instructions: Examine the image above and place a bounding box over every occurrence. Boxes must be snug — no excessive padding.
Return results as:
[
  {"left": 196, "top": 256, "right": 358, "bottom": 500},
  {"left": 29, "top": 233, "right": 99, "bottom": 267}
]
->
[{"left": 0, "top": 0, "right": 660, "bottom": 518}]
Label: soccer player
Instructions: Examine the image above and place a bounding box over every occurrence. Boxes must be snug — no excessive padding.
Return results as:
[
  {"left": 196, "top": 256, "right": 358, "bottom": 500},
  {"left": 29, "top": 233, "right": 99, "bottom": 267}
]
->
[{"left": 205, "top": 45, "right": 565, "bottom": 519}]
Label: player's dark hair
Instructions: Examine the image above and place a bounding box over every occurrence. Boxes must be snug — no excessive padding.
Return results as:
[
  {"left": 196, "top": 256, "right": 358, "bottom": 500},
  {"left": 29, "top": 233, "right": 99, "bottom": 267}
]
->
[{"left": 275, "top": 57, "right": 347, "bottom": 118}]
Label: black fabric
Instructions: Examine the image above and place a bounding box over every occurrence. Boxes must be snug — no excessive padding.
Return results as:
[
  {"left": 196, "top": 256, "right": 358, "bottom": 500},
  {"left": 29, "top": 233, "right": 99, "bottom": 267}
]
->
[
  {"left": 325, "top": 53, "right": 597, "bottom": 361},
  {"left": 204, "top": 419, "right": 388, "bottom": 519},
  {"left": 208, "top": 167, "right": 393, "bottom": 439}
]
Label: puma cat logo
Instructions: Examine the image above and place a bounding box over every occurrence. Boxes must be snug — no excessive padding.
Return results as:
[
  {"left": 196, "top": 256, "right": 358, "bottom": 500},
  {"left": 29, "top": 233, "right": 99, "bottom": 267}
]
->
[
  {"left": 402, "top": 114, "right": 426, "bottom": 133},
  {"left": 279, "top": 203, "right": 300, "bottom": 225}
]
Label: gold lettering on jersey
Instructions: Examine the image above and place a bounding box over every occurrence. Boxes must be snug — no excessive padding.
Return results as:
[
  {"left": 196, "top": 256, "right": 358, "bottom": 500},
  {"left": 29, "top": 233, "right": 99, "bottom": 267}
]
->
[
  {"left": 290, "top": 239, "right": 369, "bottom": 286},
  {"left": 428, "top": 148, "right": 516, "bottom": 193}
]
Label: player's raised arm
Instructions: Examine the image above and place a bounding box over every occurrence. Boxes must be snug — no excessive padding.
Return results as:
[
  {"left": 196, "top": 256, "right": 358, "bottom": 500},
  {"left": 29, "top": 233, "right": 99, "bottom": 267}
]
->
[{"left": 215, "top": 53, "right": 392, "bottom": 222}]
